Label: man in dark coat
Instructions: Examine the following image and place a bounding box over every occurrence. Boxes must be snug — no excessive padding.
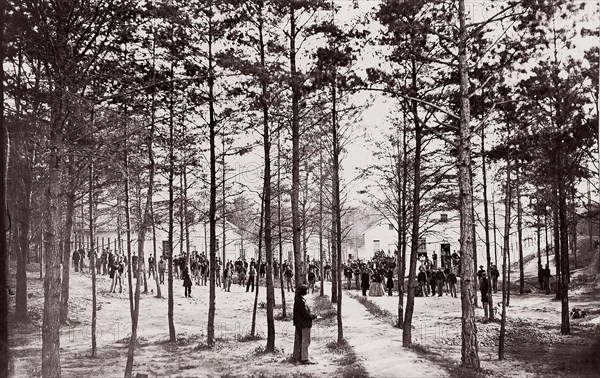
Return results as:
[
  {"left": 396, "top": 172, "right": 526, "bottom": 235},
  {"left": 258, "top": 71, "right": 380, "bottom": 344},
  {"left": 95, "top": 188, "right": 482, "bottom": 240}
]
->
[
  {"left": 543, "top": 264, "right": 552, "bottom": 294},
  {"left": 417, "top": 269, "right": 428, "bottom": 297},
  {"left": 360, "top": 267, "right": 370, "bottom": 296},
  {"left": 491, "top": 264, "right": 500, "bottom": 293},
  {"left": 386, "top": 269, "right": 394, "bottom": 296},
  {"left": 435, "top": 268, "right": 445, "bottom": 297},
  {"left": 72, "top": 249, "right": 80, "bottom": 272},
  {"left": 447, "top": 270, "right": 458, "bottom": 298},
  {"left": 293, "top": 284, "right": 317, "bottom": 364},
  {"left": 480, "top": 271, "right": 489, "bottom": 318}
]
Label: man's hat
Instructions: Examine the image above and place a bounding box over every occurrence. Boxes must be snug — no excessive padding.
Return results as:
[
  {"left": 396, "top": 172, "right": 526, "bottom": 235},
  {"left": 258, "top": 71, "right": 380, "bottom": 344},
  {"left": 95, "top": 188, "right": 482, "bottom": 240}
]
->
[{"left": 298, "top": 284, "right": 309, "bottom": 290}]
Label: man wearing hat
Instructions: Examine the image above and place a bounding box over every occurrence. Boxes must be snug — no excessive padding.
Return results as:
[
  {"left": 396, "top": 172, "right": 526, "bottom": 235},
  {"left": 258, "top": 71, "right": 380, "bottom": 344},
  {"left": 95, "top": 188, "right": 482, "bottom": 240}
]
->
[{"left": 293, "top": 284, "right": 318, "bottom": 364}]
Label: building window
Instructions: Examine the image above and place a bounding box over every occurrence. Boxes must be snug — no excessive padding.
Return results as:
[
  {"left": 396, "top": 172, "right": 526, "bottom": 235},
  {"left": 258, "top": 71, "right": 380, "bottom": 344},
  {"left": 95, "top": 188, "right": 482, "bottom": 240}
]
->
[
  {"left": 418, "top": 238, "right": 427, "bottom": 252},
  {"left": 440, "top": 213, "right": 448, "bottom": 223},
  {"left": 389, "top": 223, "right": 394, "bottom": 230},
  {"left": 373, "top": 240, "right": 380, "bottom": 252}
]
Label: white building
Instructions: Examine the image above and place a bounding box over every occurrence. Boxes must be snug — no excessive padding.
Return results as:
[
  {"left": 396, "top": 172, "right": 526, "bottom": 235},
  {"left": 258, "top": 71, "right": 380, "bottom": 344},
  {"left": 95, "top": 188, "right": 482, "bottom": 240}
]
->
[{"left": 362, "top": 212, "right": 462, "bottom": 262}]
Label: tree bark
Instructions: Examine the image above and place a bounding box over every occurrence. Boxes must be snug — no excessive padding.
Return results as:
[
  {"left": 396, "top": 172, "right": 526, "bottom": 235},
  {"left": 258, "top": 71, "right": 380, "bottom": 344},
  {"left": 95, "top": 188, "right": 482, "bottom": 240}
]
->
[
  {"left": 516, "top": 165, "right": 524, "bottom": 295},
  {"left": 60, "top": 187, "right": 75, "bottom": 324},
  {"left": 402, "top": 55, "right": 422, "bottom": 347},
  {"left": 290, "top": 4, "right": 303, "bottom": 287},
  {"left": 481, "top": 124, "right": 494, "bottom": 320},
  {"left": 498, "top": 140, "right": 511, "bottom": 360},
  {"left": 89, "top": 164, "right": 97, "bottom": 358},
  {"left": 42, "top": 91, "right": 65, "bottom": 378},
  {"left": 457, "top": 0, "right": 479, "bottom": 369},
  {"left": 207, "top": 3, "right": 217, "bottom": 345},
  {"left": 558, "top": 182, "right": 570, "bottom": 334},
  {"left": 0, "top": 2, "right": 9, "bottom": 372},
  {"left": 167, "top": 55, "right": 176, "bottom": 343},
  {"left": 251, "top": 190, "right": 265, "bottom": 337},
  {"left": 257, "top": 3, "right": 276, "bottom": 350}
]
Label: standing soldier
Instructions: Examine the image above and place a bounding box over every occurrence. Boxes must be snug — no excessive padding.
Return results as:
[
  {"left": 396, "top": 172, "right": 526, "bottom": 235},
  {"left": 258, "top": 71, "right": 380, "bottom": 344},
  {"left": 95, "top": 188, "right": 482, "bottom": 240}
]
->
[
  {"left": 293, "top": 284, "right": 318, "bottom": 364},
  {"left": 491, "top": 264, "right": 500, "bottom": 293},
  {"left": 447, "top": 270, "right": 458, "bottom": 298},
  {"left": 480, "top": 271, "right": 490, "bottom": 318},
  {"left": 158, "top": 256, "right": 166, "bottom": 285},
  {"left": 72, "top": 249, "right": 80, "bottom": 273}
]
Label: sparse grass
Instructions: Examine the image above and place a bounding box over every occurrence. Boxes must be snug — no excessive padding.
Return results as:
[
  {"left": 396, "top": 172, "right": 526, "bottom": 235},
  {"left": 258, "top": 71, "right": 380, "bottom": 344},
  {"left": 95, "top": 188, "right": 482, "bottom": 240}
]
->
[
  {"left": 327, "top": 338, "right": 369, "bottom": 378},
  {"left": 274, "top": 312, "right": 290, "bottom": 321},
  {"left": 350, "top": 293, "right": 393, "bottom": 320},
  {"left": 409, "top": 343, "right": 431, "bottom": 355},
  {"left": 236, "top": 333, "right": 263, "bottom": 342},
  {"left": 313, "top": 295, "right": 337, "bottom": 321},
  {"left": 326, "top": 338, "right": 352, "bottom": 354}
]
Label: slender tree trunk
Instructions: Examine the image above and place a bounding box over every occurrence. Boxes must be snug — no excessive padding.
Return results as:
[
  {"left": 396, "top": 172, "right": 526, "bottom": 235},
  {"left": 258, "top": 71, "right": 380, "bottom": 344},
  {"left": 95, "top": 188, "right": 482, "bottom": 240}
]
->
[
  {"left": 60, "top": 168, "right": 75, "bottom": 324},
  {"left": 498, "top": 146, "right": 511, "bottom": 360},
  {"left": 331, "top": 57, "right": 343, "bottom": 344},
  {"left": 481, "top": 125, "right": 494, "bottom": 320},
  {"left": 559, "top": 183, "right": 570, "bottom": 334},
  {"left": 553, "top": 204, "right": 561, "bottom": 299},
  {"left": 89, "top": 164, "right": 97, "bottom": 358},
  {"left": 396, "top": 105, "right": 408, "bottom": 328},
  {"left": 537, "top": 206, "right": 542, "bottom": 273},
  {"left": 290, "top": 5, "right": 303, "bottom": 287},
  {"left": 207, "top": 5, "right": 217, "bottom": 345},
  {"left": 319, "top": 144, "right": 324, "bottom": 297},
  {"left": 150, "top": 19, "right": 161, "bottom": 299},
  {"left": 516, "top": 165, "right": 524, "bottom": 295},
  {"left": 570, "top": 192, "right": 577, "bottom": 270},
  {"left": 14, "top": 135, "right": 31, "bottom": 320},
  {"left": 42, "top": 91, "right": 65, "bottom": 378},
  {"left": 492, "top": 188, "right": 498, "bottom": 267},
  {"left": 277, "top": 133, "right": 286, "bottom": 318},
  {"left": 257, "top": 5, "right": 276, "bottom": 350},
  {"left": 251, "top": 190, "right": 265, "bottom": 337},
  {"left": 471, "top": 185, "right": 478, "bottom": 308},
  {"left": 123, "top": 103, "right": 138, "bottom": 372},
  {"left": 457, "top": 0, "right": 479, "bottom": 368},
  {"left": 0, "top": 2, "right": 9, "bottom": 372},
  {"left": 331, "top": 209, "right": 337, "bottom": 303},
  {"left": 403, "top": 55, "right": 422, "bottom": 347},
  {"left": 167, "top": 57, "right": 176, "bottom": 343}
]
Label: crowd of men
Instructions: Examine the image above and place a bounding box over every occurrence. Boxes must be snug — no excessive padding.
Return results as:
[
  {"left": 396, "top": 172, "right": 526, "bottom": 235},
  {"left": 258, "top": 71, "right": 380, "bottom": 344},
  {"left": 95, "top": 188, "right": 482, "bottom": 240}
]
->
[{"left": 72, "top": 245, "right": 551, "bottom": 315}]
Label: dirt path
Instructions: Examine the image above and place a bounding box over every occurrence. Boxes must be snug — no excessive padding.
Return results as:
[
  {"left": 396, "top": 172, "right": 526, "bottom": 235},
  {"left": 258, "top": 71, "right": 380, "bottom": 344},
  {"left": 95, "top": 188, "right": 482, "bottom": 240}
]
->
[{"left": 341, "top": 290, "right": 447, "bottom": 377}]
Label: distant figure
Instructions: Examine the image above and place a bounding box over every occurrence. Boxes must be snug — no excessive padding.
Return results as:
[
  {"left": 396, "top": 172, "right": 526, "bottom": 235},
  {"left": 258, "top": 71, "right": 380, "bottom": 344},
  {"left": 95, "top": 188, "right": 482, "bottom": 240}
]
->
[
  {"left": 183, "top": 265, "right": 192, "bottom": 297},
  {"left": 543, "top": 264, "right": 552, "bottom": 294},
  {"left": 285, "top": 266, "right": 294, "bottom": 292},
  {"left": 480, "top": 271, "right": 489, "bottom": 318},
  {"left": 491, "top": 265, "right": 500, "bottom": 293},
  {"left": 369, "top": 271, "right": 385, "bottom": 296},
  {"left": 72, "top": 250, "right": 80, "bottom": 273},
  {"left": 293, "top": 284, "right": 317, "bottom": 364},
  {"left": 537, "top": 264, "right": 544, "bottom": 290},
  {"left": 246, "top": 264, "right": 256, "bottom": 292},
  {"left": 386, "top": 269, "right": 394, "bottom": 296},
  {"left": 324, "top": 262, "right": 332, "bottom": 281},
  {"left": 344, "top": 265, "right": 353, "bottom": 290},
  {"left": 435, "top": 268, "right": 445, "bottom": 297},
  {"left": 148, "top": 255, "right": 156, "bottom": 279},
  {"left": 477, "top": 265, "right": 485, "bottom": 285},
  {"left": 417, "top": 268, "right": 428, "bottom": 297},
  {"left": 308, "top": 269, "right": 316, "bottom": 294},
  {"left": 360, "top": 268, "right": 370, "bottom": 296},
  {"left": 239, "top": 266, "right": 247, "bottom": 287},
  {"left": 223, "top": 265, "right": 232, "bottom": 292},
  {"left": 158, "top": 256, "right": 166, "bottom": 284},
  {"left": 447, "top": 270, "right": 457, "bottom": 298}
]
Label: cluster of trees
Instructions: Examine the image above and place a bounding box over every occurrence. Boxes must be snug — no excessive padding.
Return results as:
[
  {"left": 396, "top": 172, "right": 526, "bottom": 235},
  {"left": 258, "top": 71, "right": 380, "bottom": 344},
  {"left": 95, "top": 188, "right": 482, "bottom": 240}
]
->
[{"left": 0, "top": 0, "right": 597, "bottom": 376}]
